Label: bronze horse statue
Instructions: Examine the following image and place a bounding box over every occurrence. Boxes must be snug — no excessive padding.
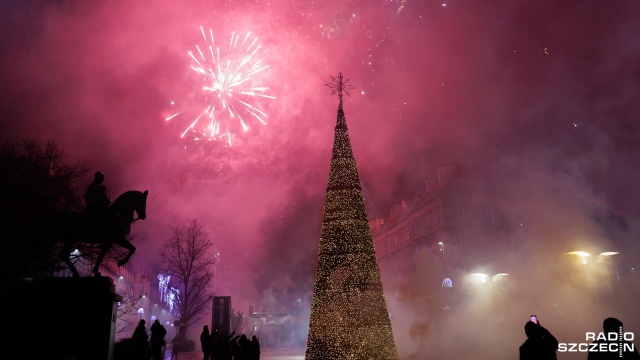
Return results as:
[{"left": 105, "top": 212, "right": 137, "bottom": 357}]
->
[{"left": 44, "top": 190, "right": 148, "bottom": 277}]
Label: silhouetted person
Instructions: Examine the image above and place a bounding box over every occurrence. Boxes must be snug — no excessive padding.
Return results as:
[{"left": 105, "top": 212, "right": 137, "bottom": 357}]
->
[
  {"left": 84, "top": 171, "right": 110, "bottom": 229},
  {"left": 131, "top": 319, "right": 150, "bottom": 360},
  {"left": 171, "top": 335, "right": 181, "bottom": 360},
  {"left": 220, "top": 331, "right": 238, "bottom": 360},
  {"left": 213, "top": 333, "right": 231, "bottom": 360},
  {"left": 588, "top": 317, "right": 640, "bottom": 360},
  {"left": 200, "top": 325, "right": 212, "bottom": 360},
  {"left": 249, "top": 335, "right": 260, "bottom": 360},
  {"left": 230, "top": 332, "right": 242, "bottom": 360},
  {"left": 237, "top": 334, "right": 250, "bottom": 360},
  {"left": 520, "top": 320, "right": 558, "bottom": 360},
  {"left": 150, "top": 319, "right": 167, "bottom": 360}
]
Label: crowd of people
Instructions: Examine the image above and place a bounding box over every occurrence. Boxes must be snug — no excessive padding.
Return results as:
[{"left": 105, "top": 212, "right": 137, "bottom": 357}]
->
[
  {"left": 128, "top": 320, "right": 260, "bottom": 360},
  {"left": 130, "top": 319, "right": 168, "bottom": 360},
  {"left": 127, "top": 314, "right": 639, "bottom": 360},
  {"left": 201, "top": 325, "right": 261, "bottom": 360}
]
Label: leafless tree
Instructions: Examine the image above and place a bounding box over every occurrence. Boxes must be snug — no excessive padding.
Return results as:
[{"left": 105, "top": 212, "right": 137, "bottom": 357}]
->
[
  {"left": 114, "top": 293, "right": 140, "bottom": 341},
  {"left": 157, "top": 219, "right": 216, "bottom": 341},
  {"left": 0, "top": 139, "right": 88, "bottom": 283}
]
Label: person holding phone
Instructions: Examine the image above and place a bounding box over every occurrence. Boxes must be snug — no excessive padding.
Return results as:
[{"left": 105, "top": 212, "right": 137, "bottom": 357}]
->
[{"left": 520, "top": 315, "right": 559, "bottom": 360}]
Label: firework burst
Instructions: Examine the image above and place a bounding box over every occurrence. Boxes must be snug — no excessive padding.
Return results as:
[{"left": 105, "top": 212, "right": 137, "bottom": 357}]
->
[{"left": 166, "top": 27, "right": 275, "bottom": 146}]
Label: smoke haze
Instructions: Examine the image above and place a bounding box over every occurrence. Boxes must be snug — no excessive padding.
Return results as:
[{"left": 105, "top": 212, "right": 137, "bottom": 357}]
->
[{"left": 1, "top": 0, "right": 639, "bottom": 355}]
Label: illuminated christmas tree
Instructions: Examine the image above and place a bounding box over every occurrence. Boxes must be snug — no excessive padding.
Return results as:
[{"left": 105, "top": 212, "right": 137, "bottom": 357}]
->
[{"left": 305, "top": 73, "right": 399, "bottom": 360}]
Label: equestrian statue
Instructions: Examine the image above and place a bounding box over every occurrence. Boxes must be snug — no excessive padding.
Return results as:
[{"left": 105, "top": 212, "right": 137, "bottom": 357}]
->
[{"left": 40, "top": 172, "right": 148, "bottom": 277}]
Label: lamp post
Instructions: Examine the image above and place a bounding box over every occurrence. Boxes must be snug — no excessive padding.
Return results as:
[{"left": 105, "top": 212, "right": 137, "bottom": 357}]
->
[
  {"left": 566, "top": 250, "right": 620, "bottom": 283},
  {"left": 565, "top": 251, "right": 619, "bottom": 266}
]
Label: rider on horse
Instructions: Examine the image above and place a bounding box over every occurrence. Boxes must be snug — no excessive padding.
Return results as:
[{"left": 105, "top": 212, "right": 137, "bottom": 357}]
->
[{"left": 84, "top": 171, "right": 110, "bottom": 231}]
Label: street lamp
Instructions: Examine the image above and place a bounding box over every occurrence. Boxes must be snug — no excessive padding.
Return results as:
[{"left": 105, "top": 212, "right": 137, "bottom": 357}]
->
[
  {"left": 566, "top": 251, "right": 619, "bottom": 266},
  {"left": 437, "top": 241, "right": 448, "bottom": 271},
  {"left": 470, "top": 273, "right": 509, "bottom": 284}
]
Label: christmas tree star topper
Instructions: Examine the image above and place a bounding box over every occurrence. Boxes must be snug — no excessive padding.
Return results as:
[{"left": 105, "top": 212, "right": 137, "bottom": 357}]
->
[{"left": 326, "top": 72, "right": 356, "bottom": 104}]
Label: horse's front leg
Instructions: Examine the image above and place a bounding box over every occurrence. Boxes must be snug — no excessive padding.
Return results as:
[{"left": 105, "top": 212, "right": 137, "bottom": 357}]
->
[
  {"left": 117, "top": 238, "right": 136, "bottom": 267},
  {"left": 93, "top": 244, "right": 111, "bottom": 277},
  {"left": 61, "top": 241, "right": 80, "bottom": 278}
]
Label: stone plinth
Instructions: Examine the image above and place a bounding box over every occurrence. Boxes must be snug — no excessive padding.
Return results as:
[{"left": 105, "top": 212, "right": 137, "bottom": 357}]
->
[{"left": 3, "top": 276, "right": 121, "bottom": 360}]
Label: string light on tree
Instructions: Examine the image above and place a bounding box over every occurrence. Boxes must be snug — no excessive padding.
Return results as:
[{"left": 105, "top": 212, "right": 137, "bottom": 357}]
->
[{"left": 305, "top": 73, "right": 398, "bottom": 360}]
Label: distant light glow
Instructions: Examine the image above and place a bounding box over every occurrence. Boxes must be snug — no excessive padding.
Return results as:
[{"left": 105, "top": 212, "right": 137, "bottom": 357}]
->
[
  {"left": 442, "top": 278, "right": 453, "bottom": 287},
  {"left": 566, "top": 251, "right": 590, "bottom": 257},
  {"left": 471, "top": 273, "right": 489, "bottom": 283},
  {"left": 599, "top": 252, "right": 619, "bottom": 256},
  {"left": 470, "top": 273, "right": 507, "bottom": 283}
]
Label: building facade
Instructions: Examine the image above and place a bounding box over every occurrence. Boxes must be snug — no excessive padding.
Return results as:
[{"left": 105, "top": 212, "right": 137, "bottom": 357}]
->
[{"left": 369, "top": 166, "right": 529, "bottom": 290}]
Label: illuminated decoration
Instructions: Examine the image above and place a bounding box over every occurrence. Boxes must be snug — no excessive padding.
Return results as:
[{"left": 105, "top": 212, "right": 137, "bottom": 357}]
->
[
  {"left": 442, "top": 278, "right": 453, "bottom": 287},
  {"left": 166, "top": 27, "right": 275, "bottom": 146},
  {"left": 158, "top": 274, "right": 170, "bottom": 302},
  {"left": 158, "top": 273, "right": 179, "bottom": 313},
  {"left": 305, "top": 73, "right": 398, "bottom": 360},
  {"left": 168, "top": 289, "right": 180, "bottom": 313}
]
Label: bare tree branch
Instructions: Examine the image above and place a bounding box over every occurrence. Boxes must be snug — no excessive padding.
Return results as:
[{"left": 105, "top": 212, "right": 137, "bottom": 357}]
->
[{"left": 157, "top": 219, "right": 216, "bottom": 340}]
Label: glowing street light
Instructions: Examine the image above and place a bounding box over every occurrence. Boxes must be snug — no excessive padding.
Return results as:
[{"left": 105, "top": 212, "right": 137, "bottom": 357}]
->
[
  {"left": 438, "top": 241, "right": 445, "bottom": 264},
  {"left": 599, "top": 252, "right": 619, "bottom": 257},
  {"left": 471, "top": 273, "right": 489, "bottom": 283},
  {"left": 566, "top": 251, "right": 590, "bottom": 258},
  {"left": 565, "top": 250, "right": 619, "bottom": 265},
  {"left": 470, "top": 273, "right": 509, "bottom": 284}
]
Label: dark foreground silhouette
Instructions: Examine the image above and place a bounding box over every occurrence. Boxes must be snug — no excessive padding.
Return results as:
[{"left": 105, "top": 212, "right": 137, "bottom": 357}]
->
[{"left": 38, "top": 189, "right": 148, "bottom": 277}]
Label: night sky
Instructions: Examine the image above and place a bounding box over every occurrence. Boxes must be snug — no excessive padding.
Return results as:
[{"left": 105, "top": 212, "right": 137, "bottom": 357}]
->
[{"left": 1, "top": 0, "right": 640, "bottom": 347}]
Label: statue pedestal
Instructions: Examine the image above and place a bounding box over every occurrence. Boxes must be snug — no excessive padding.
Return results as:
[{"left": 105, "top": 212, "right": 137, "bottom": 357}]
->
[{"left": 3, "top": 277, "right": 121, "bottom": 360}]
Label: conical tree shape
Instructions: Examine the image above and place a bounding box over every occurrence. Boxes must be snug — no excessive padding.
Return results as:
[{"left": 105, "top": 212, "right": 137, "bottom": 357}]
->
[{"left": 305, "top": 99, "right": 399, "bottom": 360}]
